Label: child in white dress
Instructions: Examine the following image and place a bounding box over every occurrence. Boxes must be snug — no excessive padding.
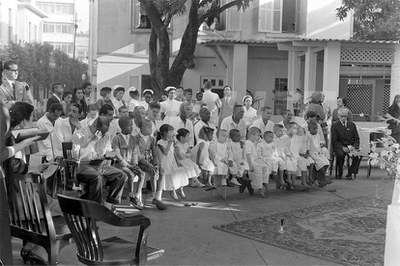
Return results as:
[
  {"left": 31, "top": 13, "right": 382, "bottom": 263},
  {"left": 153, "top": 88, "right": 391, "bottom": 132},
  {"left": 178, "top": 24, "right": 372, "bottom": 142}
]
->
[
  {"left": 244, "top": 127, "right": 266, "bottom": 197},
  {"left": 210, "top": 129, "right": 229, "bottom": 199},
  {"left": 227, "top": 129, "right": 249, "bottom": 186},
  {"left": 175, "top": 128, "right": 201, "bottom": 189},
  {"left": 191, "top": 126, "right": 215, "bottom": 188},
  {"left": 157, "top": 124, "right": 189, "bottom": 200}
]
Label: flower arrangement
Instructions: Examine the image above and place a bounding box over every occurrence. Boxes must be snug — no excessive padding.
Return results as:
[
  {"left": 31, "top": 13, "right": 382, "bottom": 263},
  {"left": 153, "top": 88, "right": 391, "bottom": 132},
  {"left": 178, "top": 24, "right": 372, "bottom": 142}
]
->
[{"left": 369, "top": 129, "right": 400, "bottom": 179}]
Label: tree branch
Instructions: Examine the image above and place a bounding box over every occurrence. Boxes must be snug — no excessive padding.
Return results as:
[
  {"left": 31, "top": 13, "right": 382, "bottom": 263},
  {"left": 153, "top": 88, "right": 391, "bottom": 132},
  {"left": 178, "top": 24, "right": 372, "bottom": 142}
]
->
[{"left": 198, "top": 0, "right": 246, "bottom": 24}]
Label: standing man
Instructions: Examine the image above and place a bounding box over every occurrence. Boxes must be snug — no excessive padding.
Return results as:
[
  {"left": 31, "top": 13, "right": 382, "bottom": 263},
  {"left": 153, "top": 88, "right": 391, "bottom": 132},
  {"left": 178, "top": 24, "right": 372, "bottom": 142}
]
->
[
  {"left": 46, "top": 83, "right": 64, "bottom": 112},
  {"left": 202, "top": 81, "right": 221, "bottom": 126},
  {"left": 82, "top": 82, "right": 95, "bottom": 106},
  {"left": 0, "top": 60, "right": 33, "bottom": 108},
  {"left": 219, "top": 85, "right": 235, "bottom": 126}
]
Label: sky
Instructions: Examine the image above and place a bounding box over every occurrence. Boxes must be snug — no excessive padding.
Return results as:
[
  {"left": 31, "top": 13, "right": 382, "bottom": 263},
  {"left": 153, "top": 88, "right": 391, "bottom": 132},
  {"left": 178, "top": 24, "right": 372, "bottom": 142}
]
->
[{"left": 75, "top": 0, "right": 89, "bottom": 33}]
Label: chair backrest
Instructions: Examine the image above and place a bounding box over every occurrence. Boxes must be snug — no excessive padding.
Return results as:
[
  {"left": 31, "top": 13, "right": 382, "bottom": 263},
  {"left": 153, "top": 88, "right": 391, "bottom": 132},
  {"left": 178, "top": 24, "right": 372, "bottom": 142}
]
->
[
  {"left": 7, "top": 174, "right": 56, "bottom": 243},
  {"left": 62, "top": 142, "right": 73, "bottom": 160},
  {"left": 57, "top": 194, "right": 150, "bottom": 263}
]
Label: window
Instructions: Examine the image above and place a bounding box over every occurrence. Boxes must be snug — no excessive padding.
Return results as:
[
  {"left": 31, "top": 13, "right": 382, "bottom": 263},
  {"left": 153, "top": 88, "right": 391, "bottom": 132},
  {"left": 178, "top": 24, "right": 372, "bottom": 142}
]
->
[
  {"left": 130, "top": 0, "right": 151, "bottom": 31},
  {"left": 259, "top": 0, "right": 298, "bottom": 33},
  {"left": 43, "top": 23, "right": 72, "bottom": 34},
  {"left": 37, "top": 2, "right": 73, "bottom": 15}
]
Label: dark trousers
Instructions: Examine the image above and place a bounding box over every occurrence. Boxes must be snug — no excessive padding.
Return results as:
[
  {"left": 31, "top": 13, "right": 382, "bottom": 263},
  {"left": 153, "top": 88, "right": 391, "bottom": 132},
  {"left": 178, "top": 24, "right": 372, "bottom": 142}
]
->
[
  {"left": 335, "top": 149, "right": 362, "bottom": 177},
  {"left": 77, "top": 164, "right": 127, "bottom": 204}
]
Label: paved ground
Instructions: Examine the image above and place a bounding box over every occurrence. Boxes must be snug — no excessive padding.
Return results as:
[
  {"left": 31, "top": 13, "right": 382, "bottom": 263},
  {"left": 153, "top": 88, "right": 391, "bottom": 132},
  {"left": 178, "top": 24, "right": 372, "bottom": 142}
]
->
[{"left": 11, "top": 163, "right": 394, "bottom": 266}]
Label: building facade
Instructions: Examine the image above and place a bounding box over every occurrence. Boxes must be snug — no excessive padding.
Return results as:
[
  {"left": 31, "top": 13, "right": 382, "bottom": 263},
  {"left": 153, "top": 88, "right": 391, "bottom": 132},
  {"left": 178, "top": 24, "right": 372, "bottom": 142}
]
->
[
  {"left": 89, "top": 0, "right": 400, "bottom": 119},
  {"left": 36, "top": 0, "right": 75, "bottom": 56}
]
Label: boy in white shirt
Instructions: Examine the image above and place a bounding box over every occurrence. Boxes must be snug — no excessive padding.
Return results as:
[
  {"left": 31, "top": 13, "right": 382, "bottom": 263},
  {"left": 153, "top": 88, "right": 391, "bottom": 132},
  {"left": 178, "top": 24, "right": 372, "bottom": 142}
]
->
[
  {"left": 243, "top": 127, "right": 266, "bottom": 197},
  {"left": 307, "top": 121, "right": 330, "bottom": 187},
  {"left": 257, "top": 131, "right": 286, "bottom": 190}
]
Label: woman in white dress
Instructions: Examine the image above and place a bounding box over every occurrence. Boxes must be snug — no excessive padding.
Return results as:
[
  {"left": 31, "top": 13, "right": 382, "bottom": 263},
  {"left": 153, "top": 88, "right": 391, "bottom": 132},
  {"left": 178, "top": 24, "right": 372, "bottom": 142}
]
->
[
  {"left": 160, "top": 86, "right": 182, "bottom": 125},
  {"left": 242, "top": 95, "right": 257, "bottom": 129}
]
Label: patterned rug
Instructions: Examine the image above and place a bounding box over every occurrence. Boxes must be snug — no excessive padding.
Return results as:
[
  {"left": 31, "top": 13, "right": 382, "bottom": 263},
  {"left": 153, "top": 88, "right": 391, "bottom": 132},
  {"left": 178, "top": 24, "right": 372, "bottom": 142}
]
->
[{"left": 214, "top": 197, "right": 388, "bottom": 266}]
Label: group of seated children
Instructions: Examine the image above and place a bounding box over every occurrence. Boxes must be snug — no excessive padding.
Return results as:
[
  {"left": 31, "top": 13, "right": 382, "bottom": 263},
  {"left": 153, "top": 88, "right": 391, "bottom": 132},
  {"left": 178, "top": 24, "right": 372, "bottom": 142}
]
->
[{"left": 111, "top": 112, "right": 332, "bottom": 210}]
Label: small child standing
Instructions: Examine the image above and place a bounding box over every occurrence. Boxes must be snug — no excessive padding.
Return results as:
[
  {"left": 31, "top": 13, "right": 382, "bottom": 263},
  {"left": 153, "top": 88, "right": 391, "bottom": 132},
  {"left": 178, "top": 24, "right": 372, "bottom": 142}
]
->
[
  {"left": 244, "top": 127, "right": 266, "bottom": 197},
  {"left": 227, "top": 129, "right": 249, "bottom": 186},
  {"left": 285, "top": 122, "right": 301, "bottom": 186},
  {"left": 132, "top": 119, "right": 165, "bottom": 210},
  {"left": 191, "top": 126, "right": 215, "bottom": 188},
  {"left": 210, "top": 129, "right": 229, "bottom": 199},
  {"left": 175, "top": 128, "right": 201, "bottom": 192},
  {"left": 112, "top": 116, "right": 145, "bottom": 209},
  {"left": 157, "top": 124, "right": 189, "bottom": 200}
]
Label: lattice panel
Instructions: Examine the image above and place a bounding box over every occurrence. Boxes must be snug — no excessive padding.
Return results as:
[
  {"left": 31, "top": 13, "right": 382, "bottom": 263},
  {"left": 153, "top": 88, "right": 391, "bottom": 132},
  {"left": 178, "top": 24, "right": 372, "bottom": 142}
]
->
[
  {"left": 341, "top": 48, "right": 394, "bottom": 63},
  {"left": 346, "top": 84, "right": 372, "bottom": 115},
  {"left": 383, "top": 85, "right": 391, "bottom": 114}
]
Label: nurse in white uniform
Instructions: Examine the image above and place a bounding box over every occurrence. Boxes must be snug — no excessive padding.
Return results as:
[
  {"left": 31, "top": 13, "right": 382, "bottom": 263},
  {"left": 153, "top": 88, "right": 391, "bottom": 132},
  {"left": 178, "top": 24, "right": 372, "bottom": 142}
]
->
[{"left": 160, "top": 86, "right": 182, "bottom": 125}]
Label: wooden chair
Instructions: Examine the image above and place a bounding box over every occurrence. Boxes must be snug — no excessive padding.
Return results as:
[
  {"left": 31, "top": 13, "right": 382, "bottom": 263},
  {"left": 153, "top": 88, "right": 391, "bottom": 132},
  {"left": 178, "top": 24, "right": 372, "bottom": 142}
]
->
[
  {"left": 57, "top": 194, "right": 164, "bottom": 265},
  {"left": 7, "top": 174, "right": 73, "bottom": 265},
  {"left": 62, "top": 142, "right": 84, "bottom": 194}
]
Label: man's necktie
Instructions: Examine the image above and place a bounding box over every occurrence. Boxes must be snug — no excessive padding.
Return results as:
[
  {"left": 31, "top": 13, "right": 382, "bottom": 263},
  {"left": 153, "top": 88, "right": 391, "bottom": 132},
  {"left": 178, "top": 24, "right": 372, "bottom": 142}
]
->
[{"left": 12, "top": 83, "right": 16, "bottom": 100}]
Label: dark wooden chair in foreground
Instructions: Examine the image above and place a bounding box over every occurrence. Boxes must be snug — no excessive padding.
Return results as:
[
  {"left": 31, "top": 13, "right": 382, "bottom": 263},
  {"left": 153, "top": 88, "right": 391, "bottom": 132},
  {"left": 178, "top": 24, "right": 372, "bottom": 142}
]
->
[
  {"left": 7, "top": 174, "right": 73, "bottom": 265},
  {"left": 57, "top": 194, "right": 164, "bottom": 265}
]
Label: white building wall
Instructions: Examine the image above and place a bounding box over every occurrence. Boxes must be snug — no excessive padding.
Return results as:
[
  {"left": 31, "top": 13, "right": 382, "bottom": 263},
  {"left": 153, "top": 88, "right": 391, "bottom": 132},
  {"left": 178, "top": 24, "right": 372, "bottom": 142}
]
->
[{"left": 0, "top": 0, "right": 18, "bottom": 45}]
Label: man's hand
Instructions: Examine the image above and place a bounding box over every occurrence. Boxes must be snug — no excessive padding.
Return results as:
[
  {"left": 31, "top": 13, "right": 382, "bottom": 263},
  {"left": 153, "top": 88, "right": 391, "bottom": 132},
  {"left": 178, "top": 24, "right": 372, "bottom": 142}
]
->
[
  {"left": 93, "top": 130, "right": 103, "bottom": 140},
  {"left": 342, "top": 147, "right": 350, "bottom": 153},
  {"left": 70, "top": 118, "right": 82, "bottom": 130}
]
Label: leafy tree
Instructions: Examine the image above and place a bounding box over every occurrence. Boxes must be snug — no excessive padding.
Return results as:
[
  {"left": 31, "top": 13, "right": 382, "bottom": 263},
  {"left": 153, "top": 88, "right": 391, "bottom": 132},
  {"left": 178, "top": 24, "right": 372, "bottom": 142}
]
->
[
  {"left": 139, "top": 0, "right": 250, "bottom": 97},
  {"left": 336, "top": 0, "right": 400, "bottom": 40},
  {"left": 0, "top": 42, "right": 88, "bottom": 100}
]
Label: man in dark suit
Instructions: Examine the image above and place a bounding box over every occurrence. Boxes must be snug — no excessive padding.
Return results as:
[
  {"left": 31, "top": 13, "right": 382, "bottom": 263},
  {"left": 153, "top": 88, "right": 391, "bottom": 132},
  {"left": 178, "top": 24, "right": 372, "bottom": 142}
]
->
[
  {"left": 218, "top": 85, "right": 235, "bottom": 126},
  {"left": 46, "top": 83, "right": 64, "bottom": 112},
  {"left": 331, "top": 108, "right": 361, "bottom": 179},
  {"left": 0, "top": 61, "right": 33, "bottom": 108}
]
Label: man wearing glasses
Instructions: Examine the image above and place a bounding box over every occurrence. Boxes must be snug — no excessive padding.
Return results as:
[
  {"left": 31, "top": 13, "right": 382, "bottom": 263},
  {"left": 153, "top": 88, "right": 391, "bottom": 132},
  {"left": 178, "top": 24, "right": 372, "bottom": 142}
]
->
[{"left": 0, "top": 61, "right": 33, "bottom": 108}]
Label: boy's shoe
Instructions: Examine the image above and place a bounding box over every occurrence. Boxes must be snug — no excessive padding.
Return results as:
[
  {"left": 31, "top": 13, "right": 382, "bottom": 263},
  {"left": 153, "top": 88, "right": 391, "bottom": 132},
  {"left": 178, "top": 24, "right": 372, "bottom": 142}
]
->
[
  {"left": 247, "top": 183, "right": 254, "bottom": 196},
  {"left": 152, "top": 198, "right": 167, "bottom": 210},
  {"left": 195, "top": 180, "right": 206, "bottom": 188},
  {"left": 230, "top": 177, "right": 241, "bottom": 186},
  {"left": 129, "top": 197, "right": 144, "bottom": 210}
]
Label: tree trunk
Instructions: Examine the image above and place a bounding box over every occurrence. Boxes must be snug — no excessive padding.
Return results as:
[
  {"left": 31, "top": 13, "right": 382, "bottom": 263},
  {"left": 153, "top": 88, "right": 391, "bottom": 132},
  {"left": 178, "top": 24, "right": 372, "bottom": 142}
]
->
[{"left": 169, "top": 1, "right": 200, "bottom": 86}]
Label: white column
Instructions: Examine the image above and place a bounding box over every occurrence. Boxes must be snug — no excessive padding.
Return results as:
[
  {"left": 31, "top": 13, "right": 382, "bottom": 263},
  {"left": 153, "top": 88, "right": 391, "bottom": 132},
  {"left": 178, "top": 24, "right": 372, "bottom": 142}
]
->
[
  {"left": 287, "top": 50, "right": 301, "bottom": 111},
  {"left": 232, "top": 44, "right": 248, "bottom": 103},
  {"left": 322, "top": 42, "right": 341, "bottom": 112},
  {"left": 226, "top": 46, "right": 234, "bottom": 89},
  {"left": 390, "top": 45, "right": 400, "bottom": 103},
  {"left": 304, "top": 47, "right": 317, "bottom": 102}
]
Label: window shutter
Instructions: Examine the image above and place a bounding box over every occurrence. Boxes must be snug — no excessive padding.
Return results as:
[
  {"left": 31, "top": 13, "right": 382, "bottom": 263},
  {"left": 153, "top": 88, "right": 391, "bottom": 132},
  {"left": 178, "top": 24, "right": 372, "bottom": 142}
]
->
[
  {"left": 258, "top": 0, "right": 273, "bottom": 32},
  {"left": 272, "top": 0, "right": 282, "bottom": 32},
  {"left": 227, "top": 7, "right": 241, "bottom": 31}
]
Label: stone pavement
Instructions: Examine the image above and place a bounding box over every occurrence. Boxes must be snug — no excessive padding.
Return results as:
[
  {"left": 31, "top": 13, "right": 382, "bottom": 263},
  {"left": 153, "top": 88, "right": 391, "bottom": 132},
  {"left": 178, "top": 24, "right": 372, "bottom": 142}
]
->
[{"left": 11, "top": 164, "right": 394, "bottom": 266}]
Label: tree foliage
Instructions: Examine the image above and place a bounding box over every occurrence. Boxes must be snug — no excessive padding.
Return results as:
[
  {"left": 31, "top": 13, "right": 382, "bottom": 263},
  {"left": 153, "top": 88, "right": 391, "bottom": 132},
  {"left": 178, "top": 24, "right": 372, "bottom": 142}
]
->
[
  {"left": 0, "top": 42, "right": 88, "bottom": 100},
  {"left": 336, "top": 0, "right": 400, "bottom": 40},
  {"left": 139, "top": 0, "right": 250, "bottom": 98}
]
